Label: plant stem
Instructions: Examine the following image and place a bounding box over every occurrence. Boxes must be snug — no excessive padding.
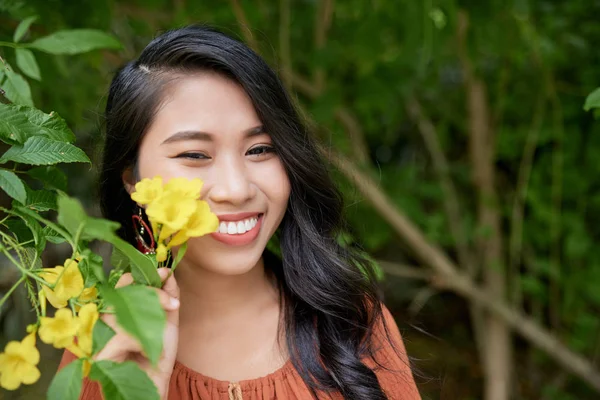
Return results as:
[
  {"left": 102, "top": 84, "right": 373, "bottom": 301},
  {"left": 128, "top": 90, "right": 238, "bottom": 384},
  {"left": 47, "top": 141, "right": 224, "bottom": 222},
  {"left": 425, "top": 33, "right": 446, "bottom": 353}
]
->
[
  {"left": 0, "top": 275, "right": 26, "bottom": 309},
  {"left": 0, "top": 41, "right": 19, "bottom": 48}
]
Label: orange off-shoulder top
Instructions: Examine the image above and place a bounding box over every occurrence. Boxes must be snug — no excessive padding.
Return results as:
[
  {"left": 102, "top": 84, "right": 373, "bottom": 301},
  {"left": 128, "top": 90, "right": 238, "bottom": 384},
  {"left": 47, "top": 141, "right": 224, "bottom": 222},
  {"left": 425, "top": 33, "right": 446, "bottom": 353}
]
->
[{"left": 58, "top": 306, "right": 421, "bottom": 400}]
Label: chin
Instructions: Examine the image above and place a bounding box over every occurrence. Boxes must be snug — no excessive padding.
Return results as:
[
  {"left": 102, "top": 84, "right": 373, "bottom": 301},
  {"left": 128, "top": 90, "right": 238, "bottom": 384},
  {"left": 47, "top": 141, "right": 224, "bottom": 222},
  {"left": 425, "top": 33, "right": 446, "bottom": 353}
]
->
[{"left": 182, "top": 236, "right": 266, "bottom": 276}]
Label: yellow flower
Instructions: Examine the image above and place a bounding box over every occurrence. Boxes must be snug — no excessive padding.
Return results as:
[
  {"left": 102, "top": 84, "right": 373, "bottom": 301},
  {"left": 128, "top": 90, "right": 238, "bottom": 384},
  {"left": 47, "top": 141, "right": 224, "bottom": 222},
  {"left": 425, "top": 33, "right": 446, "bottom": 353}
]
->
[
  {"left": 39, "top": 308, "right": 79, "bottom": 349},
  {"left": 131, "top": 176, "right": 163, "bottom": 205},
  {"left": 163, "top": 177, "right": 203, "bottom": 200},
  {"left": 168, "top": 200, "right": 219, "bottom": 247},
  {"left": 156, "top": 243, "right": 168, "bottom": 262},
  {"left": 146, "top": 192, "right": 197, "bottom": 241},
  {"left": 75, "top": 286, "right": 98, "bottom": 311},
  {"left": 40, "top": 259, "right": 84, "bottom": 308},
  {"left": 0, "top": 333, "right": 40, "bottom": 390},
  {"left": 76, "top": 303, "right": 99, "bottom": 355}
]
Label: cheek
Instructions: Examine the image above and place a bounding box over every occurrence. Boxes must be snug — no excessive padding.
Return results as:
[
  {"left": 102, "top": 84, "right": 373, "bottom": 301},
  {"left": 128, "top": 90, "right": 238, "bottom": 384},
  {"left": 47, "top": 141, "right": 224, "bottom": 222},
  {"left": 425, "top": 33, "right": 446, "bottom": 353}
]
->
[{"left": 257, "top": 160, "right": 290, "bottom": 208}]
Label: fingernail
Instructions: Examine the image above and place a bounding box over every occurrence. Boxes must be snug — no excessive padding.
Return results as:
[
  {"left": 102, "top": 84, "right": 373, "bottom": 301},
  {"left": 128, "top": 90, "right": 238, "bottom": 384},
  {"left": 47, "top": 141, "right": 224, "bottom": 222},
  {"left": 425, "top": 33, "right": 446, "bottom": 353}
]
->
[{"left": 170, "top": 298, "right": 180, "bottom": 308}]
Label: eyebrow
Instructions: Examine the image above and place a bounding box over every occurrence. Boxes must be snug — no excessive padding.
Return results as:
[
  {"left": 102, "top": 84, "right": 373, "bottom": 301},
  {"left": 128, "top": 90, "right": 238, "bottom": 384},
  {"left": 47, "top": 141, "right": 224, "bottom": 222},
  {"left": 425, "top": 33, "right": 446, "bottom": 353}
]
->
[{"left": 161, "top": 125, "right": 266, "bottom": 145}]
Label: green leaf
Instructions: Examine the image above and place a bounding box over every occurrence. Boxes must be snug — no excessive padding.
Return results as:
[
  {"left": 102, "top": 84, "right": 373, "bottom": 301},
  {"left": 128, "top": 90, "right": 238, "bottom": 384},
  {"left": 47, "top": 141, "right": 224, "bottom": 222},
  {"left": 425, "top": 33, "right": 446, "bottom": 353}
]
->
[
  {"left": 110, "top": 237, "right": 160, "bottom": 287},
  {"left": 101, "top": 286, "right": 165, "bottom": 366},
  {"left": 27, "top": 165, "right": 68, "bottom": 191},
  {"left": 0, "top": 64, "right": 33, "bottom": 106},
  {"left": 170, "top": 242, "right": 187, "bottom": 271},
  {"left": 43, "top": 226, "right": 66, "bottom": 244},
  {"left": 110, "top": 246, "right": 130, "bottom": 271},
  {"left": 29, "top": 30, "right": 121, "bottom": 55},
  {"left": 47, "top": 358, "right": 83, "bottom": 400},
  {"left": 0, "top": 137, "right": 90, "bottom": 165},
  {"left": 15, "top": 48, "right": 40, "bottom": 81},
  {"left": 584, "top": 87, "right": 600, "bottom": 111},
  {"left": 13, "top": 16, "right": 37, "bottom": 43},
  {"left": 92, "top": 319, "right": 115, "bottom": 355},
  {"left": 56, "top": 195, "right": 86, "bottom": 237},
  {"left": 0, "top": 103, "right": 76, "bottom": 145},
  {"left": 0, "top": 169, "right": 26, "bottom": 203},
  {"left": 79, "top": 249, "right": 105, "bottom": 284},
  {"left": 89, "top": 360, "right": 159, "bottom": 400},
  {"left": 4, "top": 217, "right": 33, "bottom": 245},
  {"left": 16, "top": 187, "right": 57, "bottom": 211}
]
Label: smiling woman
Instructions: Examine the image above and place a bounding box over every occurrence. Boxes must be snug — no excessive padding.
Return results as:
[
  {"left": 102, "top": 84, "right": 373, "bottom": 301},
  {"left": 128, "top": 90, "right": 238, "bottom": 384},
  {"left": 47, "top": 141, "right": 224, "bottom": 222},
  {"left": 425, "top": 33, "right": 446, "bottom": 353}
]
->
[{"left": 57, "top": 25, "right": 420, "bottom": 400}]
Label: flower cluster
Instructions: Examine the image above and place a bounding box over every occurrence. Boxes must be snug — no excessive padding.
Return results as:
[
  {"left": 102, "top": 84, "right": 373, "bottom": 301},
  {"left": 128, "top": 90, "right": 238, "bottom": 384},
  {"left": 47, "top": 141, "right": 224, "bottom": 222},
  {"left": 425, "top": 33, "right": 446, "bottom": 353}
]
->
[
  {"left": 131, "top": 176, "right": 219, "bottom": 262},
  {"left": 0, "top": 176, "right": 218, "bottom": 392},
  {"left": 0, "top": 258, "right": 99, "bottom": 389}
]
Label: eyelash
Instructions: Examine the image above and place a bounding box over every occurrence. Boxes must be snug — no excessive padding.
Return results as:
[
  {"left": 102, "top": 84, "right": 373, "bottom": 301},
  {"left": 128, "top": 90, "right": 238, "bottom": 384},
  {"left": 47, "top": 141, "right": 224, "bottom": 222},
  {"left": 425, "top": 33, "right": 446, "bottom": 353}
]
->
[{"left": 176, "top": 145, "right": 275, "bottom": 160}]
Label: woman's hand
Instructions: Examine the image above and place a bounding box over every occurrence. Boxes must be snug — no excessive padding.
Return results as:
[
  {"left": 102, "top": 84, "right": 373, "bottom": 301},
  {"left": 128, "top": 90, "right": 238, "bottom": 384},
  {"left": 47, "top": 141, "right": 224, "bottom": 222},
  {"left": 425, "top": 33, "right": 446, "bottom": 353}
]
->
[{"left": 95, "top": 268, "right": 180, "bottom": 399}]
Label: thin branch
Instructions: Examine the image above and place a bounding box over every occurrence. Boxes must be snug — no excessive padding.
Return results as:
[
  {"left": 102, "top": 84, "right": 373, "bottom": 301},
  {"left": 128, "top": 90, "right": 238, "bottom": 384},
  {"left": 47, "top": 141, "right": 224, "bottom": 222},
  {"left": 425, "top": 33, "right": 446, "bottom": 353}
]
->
[
  {"left": 406, "top": 97, "right": 475, "bottom": 274},
  {"left": 325, "top": 147, "right": 600, "bottom": 391},
  {"left": 229, "top": 0, "right": 260, "bottom": 52},
  {"left": 508, "top": 92, "right": 545, "bottom": 306},
  {"left": 377, "top": 260, "right": 433, "bottom": 281}
]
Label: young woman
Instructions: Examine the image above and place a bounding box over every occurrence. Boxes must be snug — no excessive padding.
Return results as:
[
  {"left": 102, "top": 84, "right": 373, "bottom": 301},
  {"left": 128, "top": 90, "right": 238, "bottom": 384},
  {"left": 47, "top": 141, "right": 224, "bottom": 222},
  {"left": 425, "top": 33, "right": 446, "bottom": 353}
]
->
[{"left": 59, "top": 25, "right": 420, "bottom": 400}]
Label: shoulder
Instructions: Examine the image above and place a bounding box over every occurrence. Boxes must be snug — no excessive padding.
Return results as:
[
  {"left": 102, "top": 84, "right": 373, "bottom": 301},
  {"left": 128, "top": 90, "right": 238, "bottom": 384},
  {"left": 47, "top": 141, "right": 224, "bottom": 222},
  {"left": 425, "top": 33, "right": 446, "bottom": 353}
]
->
[{"left": 365, "top": 304, "right": 422, "bottom": 400}]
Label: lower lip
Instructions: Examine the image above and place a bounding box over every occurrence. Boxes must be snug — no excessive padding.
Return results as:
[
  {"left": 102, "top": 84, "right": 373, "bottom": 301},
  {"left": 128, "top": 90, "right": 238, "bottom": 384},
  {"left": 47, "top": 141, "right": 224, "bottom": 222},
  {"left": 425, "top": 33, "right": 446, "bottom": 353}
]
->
[{"left": 210, "top": 215, "right": 263, "bottom": 246}]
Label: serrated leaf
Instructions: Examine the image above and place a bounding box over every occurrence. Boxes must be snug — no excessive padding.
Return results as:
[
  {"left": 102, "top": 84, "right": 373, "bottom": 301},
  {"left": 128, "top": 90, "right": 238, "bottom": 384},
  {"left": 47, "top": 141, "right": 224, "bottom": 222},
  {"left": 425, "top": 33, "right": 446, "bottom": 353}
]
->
[
  {"left": 13, "top": 16, "right": 37, "bottom": 43},
  {"left": 47, "top": 358, "right": 83, "bottom": 400},
  {"left": 15, "top": 48, "right": 40, "bottom": 81},
  {"left": 584, "top": 87, "right": 600, "bottom": 111},
  {"left": 0, "top": 169, "right": 26, "bottom": 203},
  {"left": 9, "top": 210, "right": 45, "bottom": 252},
  {"left": 16, "top": 187, "right": 57, "bottom": 211},
  {"left": 0, "top": 64, "right": 33, "bottom": 106},
  {"left": 0, "top": 103, "right": 76, "bottom": 145},
  {"left": 110, "top": 236, "right": 160, "bottom": 287},
  {"left": 27, "top": 165, "right": 68, "bottom": 191},
  {"left": 92, "top": 319, "right": 115, "bottom": 355},
  {"left": 0, "top": 137, "right": 90, "bottom": 165},
  {"left": 101, "top": 286, "right": 165, "bottom": 366},
  {"left": 43, "top": 226, "right": 66, "bottom": 244},
  {"left": 4, "top": 217, "right": 33, "bottom": 245},
  {"left": 29, "top": 30, "right": 121, "bottom": 55},
  {"left": 90, "top": 360, "right": 159, "bottom": 400}
]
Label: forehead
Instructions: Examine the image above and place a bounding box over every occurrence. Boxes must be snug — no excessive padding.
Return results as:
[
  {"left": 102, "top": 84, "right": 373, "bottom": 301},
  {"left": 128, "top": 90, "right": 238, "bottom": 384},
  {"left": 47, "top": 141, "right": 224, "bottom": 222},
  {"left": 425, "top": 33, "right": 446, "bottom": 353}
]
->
[{"left": 145, "top": 72, "right": 261, "bottom": 143}]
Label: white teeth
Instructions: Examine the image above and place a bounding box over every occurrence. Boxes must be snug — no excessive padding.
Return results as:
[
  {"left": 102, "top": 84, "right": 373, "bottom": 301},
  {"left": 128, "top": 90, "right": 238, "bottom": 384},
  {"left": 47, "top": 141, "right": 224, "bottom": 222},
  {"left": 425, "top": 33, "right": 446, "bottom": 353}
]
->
[
  {"left": 218, "top": 216, "right": 259, "bottom": 235},
  {"left": 219, "top": 222, "right": 228, "bottom": 233},
  {"left": 227, "top": 222, "right": 236, "bottom": 234},
  {"left": 237, "top": 221, "right": 246, "bottom": 234}
]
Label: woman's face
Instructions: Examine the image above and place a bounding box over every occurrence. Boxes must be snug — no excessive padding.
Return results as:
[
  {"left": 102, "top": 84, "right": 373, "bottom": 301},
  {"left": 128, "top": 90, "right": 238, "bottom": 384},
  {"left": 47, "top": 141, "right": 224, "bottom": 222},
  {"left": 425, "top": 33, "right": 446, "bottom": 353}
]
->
[{"left": 125, "top": 72, "right": 291, "bottom": 275}]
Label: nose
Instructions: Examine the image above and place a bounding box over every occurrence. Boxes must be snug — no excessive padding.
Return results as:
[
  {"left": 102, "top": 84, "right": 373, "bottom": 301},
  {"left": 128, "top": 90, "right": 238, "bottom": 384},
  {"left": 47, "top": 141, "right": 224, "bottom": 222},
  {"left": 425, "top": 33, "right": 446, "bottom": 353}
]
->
[{"left": 206, "top": 158, "right": 256, "bottom": 206}]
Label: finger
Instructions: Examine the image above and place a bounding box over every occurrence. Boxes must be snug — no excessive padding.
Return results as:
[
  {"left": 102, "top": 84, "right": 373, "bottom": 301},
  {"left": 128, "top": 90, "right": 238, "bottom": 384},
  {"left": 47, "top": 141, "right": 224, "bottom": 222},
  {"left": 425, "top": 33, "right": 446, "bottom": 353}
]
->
[
  {"left": 159, "top": 269, "right": 180, "bottom": 300},
  {"left": 94, "top": 333, "right": 143, "bottom": 362},
  {"left": 155, "top": 287, "right": 179, "bottom": 311},
  {"left": 115, "top": 272, "right": 134, "bottom": 288}
]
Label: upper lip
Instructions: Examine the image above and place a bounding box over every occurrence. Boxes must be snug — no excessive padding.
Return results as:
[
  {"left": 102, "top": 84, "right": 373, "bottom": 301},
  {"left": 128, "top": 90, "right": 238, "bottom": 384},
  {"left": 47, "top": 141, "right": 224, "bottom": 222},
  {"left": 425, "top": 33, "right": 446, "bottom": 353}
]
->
[{"left": 216, "top": 212, "right": 262, "bottom": 222}]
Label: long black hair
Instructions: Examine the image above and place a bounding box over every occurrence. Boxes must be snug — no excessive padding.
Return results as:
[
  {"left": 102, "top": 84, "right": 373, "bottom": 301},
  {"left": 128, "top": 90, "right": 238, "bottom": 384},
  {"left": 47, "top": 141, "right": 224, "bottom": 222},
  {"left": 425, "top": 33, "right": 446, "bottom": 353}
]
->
[{"left": 100, "top": 25, "right": 390, "bottom": 399}]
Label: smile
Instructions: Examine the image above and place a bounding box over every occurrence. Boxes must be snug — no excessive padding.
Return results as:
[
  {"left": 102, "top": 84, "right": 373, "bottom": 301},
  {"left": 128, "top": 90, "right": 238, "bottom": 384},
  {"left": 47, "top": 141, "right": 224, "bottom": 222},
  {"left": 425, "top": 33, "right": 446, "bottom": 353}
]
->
[
  {"left": 218, "top": 215, "right": 258, "bottom": 235},
  {"left": 211, "top": 213, "right": 264, "bottom": 246}
]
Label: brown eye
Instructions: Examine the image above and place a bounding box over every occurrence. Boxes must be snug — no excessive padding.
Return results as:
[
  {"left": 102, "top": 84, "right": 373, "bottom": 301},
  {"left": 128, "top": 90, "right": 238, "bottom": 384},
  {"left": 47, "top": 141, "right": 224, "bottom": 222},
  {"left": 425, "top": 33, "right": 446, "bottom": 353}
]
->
[
  {"left": 246, "top": 145, "right": 275, "bottom": 157},
  {"left": 176, "top": 152, "right": 210, "bottom": 160}
]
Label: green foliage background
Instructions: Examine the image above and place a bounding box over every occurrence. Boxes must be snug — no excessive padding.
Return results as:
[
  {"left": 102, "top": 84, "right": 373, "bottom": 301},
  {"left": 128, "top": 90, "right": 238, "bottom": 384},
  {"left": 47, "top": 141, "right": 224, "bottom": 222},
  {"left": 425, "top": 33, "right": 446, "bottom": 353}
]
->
[{"left": 1, "top": 1, "right": 600, "bottom": 399}]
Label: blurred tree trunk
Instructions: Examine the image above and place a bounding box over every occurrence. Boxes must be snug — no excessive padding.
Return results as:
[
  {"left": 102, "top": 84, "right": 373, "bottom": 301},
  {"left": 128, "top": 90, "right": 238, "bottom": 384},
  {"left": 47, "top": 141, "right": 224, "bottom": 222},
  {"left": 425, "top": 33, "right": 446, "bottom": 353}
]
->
[{"left": 457, "top": 11, "right": 512, "bottom": 400}]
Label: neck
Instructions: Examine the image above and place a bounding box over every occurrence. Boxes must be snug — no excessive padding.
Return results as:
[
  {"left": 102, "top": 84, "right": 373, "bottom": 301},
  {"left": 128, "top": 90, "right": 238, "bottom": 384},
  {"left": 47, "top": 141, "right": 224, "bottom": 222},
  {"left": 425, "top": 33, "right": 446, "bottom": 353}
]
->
[{"left": 175, "top": 256, "right": 278, "bottom": 321}]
